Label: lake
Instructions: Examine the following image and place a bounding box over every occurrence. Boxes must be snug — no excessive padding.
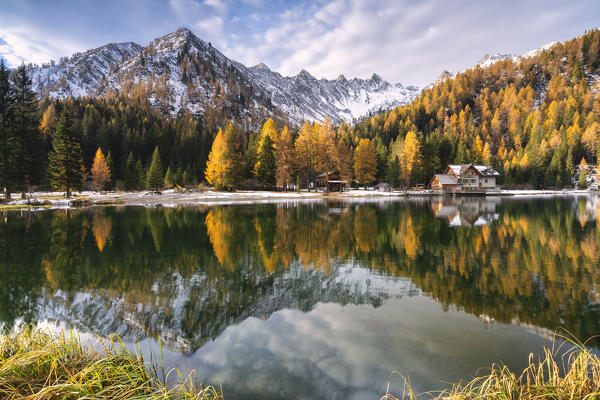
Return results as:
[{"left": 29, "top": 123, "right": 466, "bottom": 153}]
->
[{"left": 1, "top": 195, "right": 599, "bottom": 399}]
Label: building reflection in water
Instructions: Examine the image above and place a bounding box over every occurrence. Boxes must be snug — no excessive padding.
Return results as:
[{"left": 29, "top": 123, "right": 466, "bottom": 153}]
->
[{"left": 431, "top": 196, "right": 500, "bottom": 226}]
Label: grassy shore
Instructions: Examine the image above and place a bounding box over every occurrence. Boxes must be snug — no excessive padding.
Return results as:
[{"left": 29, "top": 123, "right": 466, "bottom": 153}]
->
[
  {"left": 384, "top": 336, "right": 600, "bottom": 400},
  {"left": 0, "top": 327, "right": 221, "bottom": 399},
  {"left": 2, "top": 328, "right": 599, "bottom": 399}
]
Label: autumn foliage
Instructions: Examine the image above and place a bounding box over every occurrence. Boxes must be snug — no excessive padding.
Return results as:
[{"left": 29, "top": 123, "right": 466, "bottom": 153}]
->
[{"left": 90, "top": 148, "right": 111, "bottom": 191}]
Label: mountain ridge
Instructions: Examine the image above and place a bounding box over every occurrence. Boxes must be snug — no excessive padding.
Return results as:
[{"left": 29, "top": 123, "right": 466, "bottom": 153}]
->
[{"left": 27, "top": 27, "right": 420, "bottom": 125}]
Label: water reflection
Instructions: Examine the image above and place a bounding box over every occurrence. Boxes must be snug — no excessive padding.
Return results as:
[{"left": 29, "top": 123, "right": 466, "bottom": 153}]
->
[
  {"left": 0, "top": 197, "right": 599, "bottom": 397},
  {"left": 431, "top": 197, "right": 500, "bottom": 226}
]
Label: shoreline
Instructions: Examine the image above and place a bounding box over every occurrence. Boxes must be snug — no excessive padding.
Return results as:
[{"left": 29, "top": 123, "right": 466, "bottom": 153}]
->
[{"left": 0, "top": 188, "right": 597, "bottom": 210}]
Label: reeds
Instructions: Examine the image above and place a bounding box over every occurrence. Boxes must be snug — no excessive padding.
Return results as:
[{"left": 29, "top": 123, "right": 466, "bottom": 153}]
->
[
  {"left": 383, "top": 335, "right": 600, "bottom": 400},
  {"left": 0, "top": 326, "right": 222, "bottom": 399}
]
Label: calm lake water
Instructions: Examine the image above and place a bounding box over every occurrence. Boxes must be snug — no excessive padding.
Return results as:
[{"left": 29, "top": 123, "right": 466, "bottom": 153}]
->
[{"left": 2, "top": 196, "right": 600, "bottom": 399}]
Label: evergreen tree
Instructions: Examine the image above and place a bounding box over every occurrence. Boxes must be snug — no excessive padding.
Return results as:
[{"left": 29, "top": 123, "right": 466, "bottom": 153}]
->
[
  {"left": 255, "top": 135, "right": 276, "bottom": 189},
  {"left": 105, "top": 150, "right": 114, "bottom": 190},
  {"left": 578, "top": 158, "right": 588, "bottom": 189},
  {"left": 223, "top": 124, "right": 244, "bottom": 189},
  {"left": 146, "top": 146, "right": 163, "bottom": 191},
  {"left": 135, "top": 159, "right": 145, "bottom": 190},
  {"left": 48, "top": 111, "right": 85, "bottom": 197},
  {"left": 123, "top": 152, "right": 137, "bottom": 190},
  {"left": 387, "top": 156, "right": 401, "bottom": 188},
  {"left": 90, "top": 148, "right": 111, "bottom": 191},
  {"left": 164, "top": 167, "right": 175, "bottom": 189},
  {"left": 183, "top": 165, "right": 193, "bottom": 186},
  {"left": 175, "top": 166, "right": 184, "bottom": 186},
  {"left": 566, "top": 147, "right": 575, "bottom": 186},
  {"left": 12, "top": 65, "right": 42, "bottom": 195},
  {"left": 0, "top": 60, "right": 14, "bottom": 198},
  {"left": 455, "top": 140, "right": 469, "bottom": 164}
]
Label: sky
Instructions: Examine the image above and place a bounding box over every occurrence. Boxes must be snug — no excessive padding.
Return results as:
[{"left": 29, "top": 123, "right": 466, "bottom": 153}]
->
[{"left": 0, "top": 0, "right": 599, "bottom": 87}]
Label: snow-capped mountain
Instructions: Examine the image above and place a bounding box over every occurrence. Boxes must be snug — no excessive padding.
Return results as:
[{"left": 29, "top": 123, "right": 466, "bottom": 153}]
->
[
  {"left": 31, "top": 42, "right": 143, "bottom": 98},
  {"left": 246, "top": 64, "right": 419, "bottom": 123},
  {"left": 27, "top": 28, "right": 420, "bottom": 125}
]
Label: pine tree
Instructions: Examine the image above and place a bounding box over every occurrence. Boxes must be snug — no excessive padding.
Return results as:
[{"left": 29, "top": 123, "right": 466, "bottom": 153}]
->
[
  {"left": 146, "top": 146, "right": 163, "bottom": 191},
  {"left": 124, "top": 152, "right": 137, "bottom": 190},
  {"left": 276, "top": 125, "right": 294, "bottom": 190},
  {"left": 135, "top": 159, "right": 145, "bottom": 190},
  {"left": 578, "top": 158, "right": 588, "bottom": 189},
  {"left": 12, "top": 65, "right": 42, "bottom": 196},
  {"left": 387, "top": 156, "right": 401, "bottom": 188},
  {"left": 48, "top": 111, "right": 85, "bottom": 197},
  {"left": 183, "top": 165, "right": 193, "bottom": 186},
  {"left": 0, "top": 60, "right": 14, "bottom": 198},
  {"left": 90, "top": 148, "right": 111, "bottom": 191},
  {"left": 164, "top": 167, "right": 175, "bottom": 189},
  {"left": 255, "top": 135, "right": 276, "bottom": 189},
  {"left": 105, "top": 151, "right": 114, "bottom": 190},
  {"left": 353, "top": 138, "right": 377, "bottom": 187},
  {"left": 223, "top": 123, "right": 244, "bottom": 190},
  {"left": 175, "top": 166, "right": 184, "bottom": 186},
  {"left": 566, "top": 147, "right": 575, "bottom": 186}
]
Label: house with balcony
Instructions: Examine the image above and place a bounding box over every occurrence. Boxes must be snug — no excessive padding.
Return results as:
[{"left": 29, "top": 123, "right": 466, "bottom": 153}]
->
[{"left": 430, "top": 164, "right": 501, "bottom": 193}]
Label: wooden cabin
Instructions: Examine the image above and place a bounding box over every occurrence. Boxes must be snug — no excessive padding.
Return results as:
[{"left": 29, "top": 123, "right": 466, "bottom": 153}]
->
[
  {"left": 316, "top": 171, "right": 347, "bottom": 192},
  {"left": 430, "top": 174, "right": 461, "bottom": 192}
]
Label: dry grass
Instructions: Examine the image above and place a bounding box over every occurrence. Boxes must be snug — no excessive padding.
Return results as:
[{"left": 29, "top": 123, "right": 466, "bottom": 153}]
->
[
  {"left": 382, "top": 335, "right": 600, "bottom": 400},
  {"left": 0, "top": 327, "right": 222, "bottom": 400}
]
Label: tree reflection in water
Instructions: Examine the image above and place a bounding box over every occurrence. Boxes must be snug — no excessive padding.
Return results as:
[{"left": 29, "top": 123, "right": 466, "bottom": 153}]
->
[{"left": 0, "top": 196, "right": 599, "bottom": 351}]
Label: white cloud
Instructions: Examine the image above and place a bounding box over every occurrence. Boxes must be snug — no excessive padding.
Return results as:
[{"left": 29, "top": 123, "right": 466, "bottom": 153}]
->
[
  {"left": 0, "top": 0, "right": 598, "bottom": 86},
  {"left": 0, "top": 26, "right": 81, "bottom": 66}
]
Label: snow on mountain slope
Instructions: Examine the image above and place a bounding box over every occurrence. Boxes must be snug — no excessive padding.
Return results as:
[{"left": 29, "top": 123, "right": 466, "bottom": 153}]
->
[
  {"left": 29, "top": 42, "right": 143, "bottom": 98},
  {"left": 27, "top": 28, "right": 419, "bottom": 124},
  {"left": 247, "top": 65, "right": 419, "bottom": 123}
]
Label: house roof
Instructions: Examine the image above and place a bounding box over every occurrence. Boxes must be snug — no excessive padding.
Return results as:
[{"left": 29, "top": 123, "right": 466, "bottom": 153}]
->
[
  {"left": 374, "top": 182, "right": 391, "bottom": 188},
  {"left": 433, "top": 174, "right": 459, "bottom": 185},
  {"left": 473, "top": 165, "right": 501, "bottom": 176},
  {"left": 316, "top": 170, "right": 337, "bottom": 178},
  {"left": 447, "top": 164, "right": 500, "bottom": 177}
]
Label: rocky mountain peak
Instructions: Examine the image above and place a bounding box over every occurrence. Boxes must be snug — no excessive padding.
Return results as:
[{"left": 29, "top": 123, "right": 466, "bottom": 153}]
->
[{"left": 26, "top": 28, "right": 420, "bottom": 125}]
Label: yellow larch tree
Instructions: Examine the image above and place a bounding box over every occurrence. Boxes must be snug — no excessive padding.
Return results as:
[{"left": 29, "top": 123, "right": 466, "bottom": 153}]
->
[
  {"left": 353, "top": 138, "right": 377, "bottom": 187},
  {"left": 205, "top": 128, "right": 228, "bottom": 189},
  {"left": 260, "top": 118, "right": 279, "bottom": 147},
  {"left": 294, "top": 121, "right": 318, "bottom": 189},
  {"left": 90, "top": 148, "right": 111, "bottom": 191},
  {"left": 400, "top": 130, "right": 422, "bottom": 187},
  {"left": 276, "top": 125, "right": 295, "bottom": 190}
]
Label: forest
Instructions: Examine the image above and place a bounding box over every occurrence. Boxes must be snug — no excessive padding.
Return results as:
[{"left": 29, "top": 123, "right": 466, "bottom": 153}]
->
[{"left": 1, "top": 29, "right": 600, "bottom": 195}]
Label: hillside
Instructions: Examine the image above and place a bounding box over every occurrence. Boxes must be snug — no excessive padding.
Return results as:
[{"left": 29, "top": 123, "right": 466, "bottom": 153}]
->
[{"left": 354, "top": 29, "right": 600, "bottom": 188}]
